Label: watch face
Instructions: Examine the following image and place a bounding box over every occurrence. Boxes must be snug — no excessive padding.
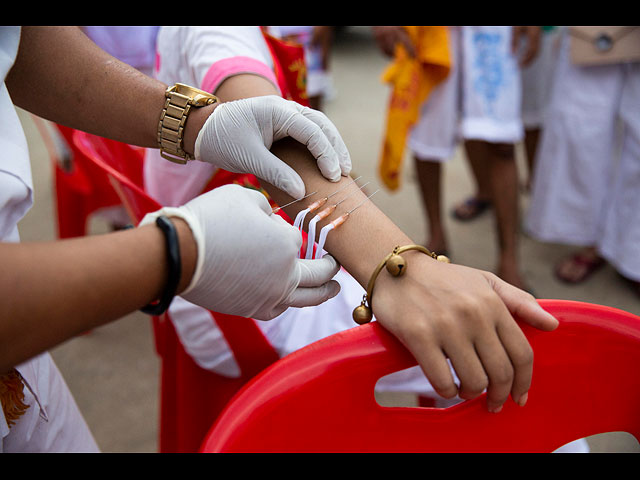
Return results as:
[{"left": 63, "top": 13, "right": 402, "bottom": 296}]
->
[{"left": 174, "top": 83, "right": 216, "bottom": 105}]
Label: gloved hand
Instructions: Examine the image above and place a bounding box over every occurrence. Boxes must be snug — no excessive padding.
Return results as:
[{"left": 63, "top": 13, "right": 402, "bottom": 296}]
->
[
  {"left": 194, "top": 95, "right": 352, "bottom": 199},
  {"left": 140, "top": 184, "right": 341, "bottom": 320}
]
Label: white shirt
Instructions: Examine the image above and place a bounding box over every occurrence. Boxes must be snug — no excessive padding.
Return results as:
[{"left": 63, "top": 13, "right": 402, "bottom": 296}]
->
[
  {"left": 0, "top": 25, "right": 98, "bottom": 452},
  {"left": 144, "top": 26, "right": 278, "bottom": 207}
]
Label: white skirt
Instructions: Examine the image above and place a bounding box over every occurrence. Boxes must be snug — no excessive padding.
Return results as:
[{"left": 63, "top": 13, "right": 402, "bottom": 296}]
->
[{"left": 524, "top": 31, "right": 640, "bottom": 281}]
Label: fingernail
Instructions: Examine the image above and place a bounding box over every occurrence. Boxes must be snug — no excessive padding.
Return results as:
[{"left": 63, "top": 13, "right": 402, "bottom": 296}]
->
[
  {"left": 517, "top": 392, "right": 528, "bottom": 407},
  {"left": 489, "top": 404, "right": 503, "bottom": 414}
]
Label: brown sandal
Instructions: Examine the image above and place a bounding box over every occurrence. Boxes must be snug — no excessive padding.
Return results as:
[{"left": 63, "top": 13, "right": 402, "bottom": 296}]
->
[{"left": 554, "top": 251, "right": 605, "bottom": 284}]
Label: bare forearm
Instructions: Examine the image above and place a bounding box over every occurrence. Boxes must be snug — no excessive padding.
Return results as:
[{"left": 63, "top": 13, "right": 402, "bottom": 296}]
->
[
  {"left": 267, "top": 139, "right": 414, "bottom": 287},
  {"left": 0, "top": 219, "right": 196, "bottom": 373}
]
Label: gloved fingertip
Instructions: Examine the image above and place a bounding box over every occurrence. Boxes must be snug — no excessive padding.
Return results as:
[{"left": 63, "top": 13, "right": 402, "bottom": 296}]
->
[
  {"left": 341, "top": 159, "right": 353, "bottom": 177},
  {"left": 320, "top": 253, "right": 339, "bottom": 268},
  {"left": 282, "top": 178, "right": 306, "bottom": 200},
  {"left": 326, "top": 167, "right": 342, "bottom": 183},
  {"left": 328, "top": 280, "right": 341, "bottom": 298}
]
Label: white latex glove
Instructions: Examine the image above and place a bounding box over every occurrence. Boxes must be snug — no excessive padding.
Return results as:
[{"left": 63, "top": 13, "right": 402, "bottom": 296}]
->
[
  {"left": 139, "top": 184, "right": 341, "bottom": 320},
  {"left": 194, "top": 95, "right": 352, "bottom": 199}
]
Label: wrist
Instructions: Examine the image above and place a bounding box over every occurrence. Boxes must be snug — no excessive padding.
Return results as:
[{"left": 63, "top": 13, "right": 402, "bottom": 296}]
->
[
  {"left": 157, "top": 83, "right": 219, "bottom": 164},
  {"left": 182, "top": 101, "right": 218, "bottom": 160},
  {"left": 367, "top": 248, "right": 442, "bottom": 319},
  {"left": 170, "top": 217, "right": 198, "bottom": 294}
]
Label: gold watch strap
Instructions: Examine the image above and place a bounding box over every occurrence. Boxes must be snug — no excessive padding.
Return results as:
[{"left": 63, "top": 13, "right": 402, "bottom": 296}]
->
[{"left": 158, "top": 83, "right": 218, "bottom": 164}]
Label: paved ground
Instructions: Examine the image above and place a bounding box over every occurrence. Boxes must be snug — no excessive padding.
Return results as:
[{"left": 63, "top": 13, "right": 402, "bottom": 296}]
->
[{"left": 15, "top": 26, "right": 640, "bottom": 452}]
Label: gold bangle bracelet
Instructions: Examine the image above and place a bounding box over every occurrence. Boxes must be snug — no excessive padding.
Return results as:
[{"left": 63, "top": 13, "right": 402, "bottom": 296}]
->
[{"left": 352, "top": 244, "right": 450, "bottom": 325}]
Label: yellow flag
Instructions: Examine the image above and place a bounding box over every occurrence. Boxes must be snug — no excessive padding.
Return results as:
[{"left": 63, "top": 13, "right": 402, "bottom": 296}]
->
[{"left": 379, "top": 26, "right": 451, "bottom": 191}]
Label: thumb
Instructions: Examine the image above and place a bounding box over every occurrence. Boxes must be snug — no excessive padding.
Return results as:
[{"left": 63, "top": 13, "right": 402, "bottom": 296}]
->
[
  {"left": 286, "top": 280, "right": 341, "bottom": 308},
  {"left": 296, "top": 255, "right": 341, "bottom": 288}
]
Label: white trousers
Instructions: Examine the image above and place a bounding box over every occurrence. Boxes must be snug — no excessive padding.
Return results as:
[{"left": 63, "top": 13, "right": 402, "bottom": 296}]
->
[{"left": 525, "top": 32, "right": 640, "bottom": 281}]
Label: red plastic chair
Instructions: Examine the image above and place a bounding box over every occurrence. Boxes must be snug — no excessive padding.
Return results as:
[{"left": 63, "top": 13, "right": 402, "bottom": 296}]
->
[
  {"left": 200, "top": 300, "right": 640, "bottom": 453},
  {"left": 32, "top": 118, "right": 134, "bottom": 238},
  {"left": 71, "top": 130, "right": 280, "bottom": 452}
]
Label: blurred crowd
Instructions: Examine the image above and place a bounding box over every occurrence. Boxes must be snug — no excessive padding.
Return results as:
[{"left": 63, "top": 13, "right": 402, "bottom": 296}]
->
[
  {"left": 338, "top": 26, "right": 638, "bottom": 300},
  {"left": 370, "top": 25, "right": 638, "bottom": 301}
]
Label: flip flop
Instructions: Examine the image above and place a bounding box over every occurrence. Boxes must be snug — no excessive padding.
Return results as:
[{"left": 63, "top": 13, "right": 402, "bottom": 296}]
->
[
  {"left": 452, "top": 197, "right": 491, "bottom": 221},
  {"left": 554, "top": 251, "right": 605, "bottom": 284}
]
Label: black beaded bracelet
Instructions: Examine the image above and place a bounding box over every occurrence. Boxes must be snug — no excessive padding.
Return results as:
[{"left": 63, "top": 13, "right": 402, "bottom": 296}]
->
[{"left": 141, "top": 215, "right": 181, "bottom": 315}]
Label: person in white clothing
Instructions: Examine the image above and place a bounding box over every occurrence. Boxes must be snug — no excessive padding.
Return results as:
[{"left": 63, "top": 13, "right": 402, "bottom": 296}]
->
[
  {"left": 525, "top": 27, "right": 640, "bottom": 296},
  {"left": 520, "top": 26, "right": 559, "bottom": 190},
  {"left": 374, "top": 26, "right": 539, "bottom": 292}
]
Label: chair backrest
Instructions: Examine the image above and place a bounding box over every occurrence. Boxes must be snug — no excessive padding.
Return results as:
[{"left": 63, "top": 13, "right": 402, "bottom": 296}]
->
[
  {"left": 71, "top": 130, "right": 280, "bottom": 451},
  {"left": 200, "top": 299, "right": 640, "bottom": 453},
  {"left": 32, "top": 118, "right": 128, "bottom": 238},
  {"left": 70, "top": 131, "right": 155, "bottom": 224}
]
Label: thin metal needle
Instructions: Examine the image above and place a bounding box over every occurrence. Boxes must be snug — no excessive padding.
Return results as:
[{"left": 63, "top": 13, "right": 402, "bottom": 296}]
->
[
  {"left": 272, "top": 190, "right": 318, "bottom": 213},
  {"left": 347, "top": 188, "right": 380, "bottom": 215},
  {"left": 334, "top": 181, "right": 370, "bottom": 207},
  {"left": 326, "top": 175, "right": 363, "bottom": 200}
]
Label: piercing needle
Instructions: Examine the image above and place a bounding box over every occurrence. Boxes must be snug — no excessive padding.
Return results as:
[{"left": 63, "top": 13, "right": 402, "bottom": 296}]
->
[{"left": 272, "top": 190, "right": 318, "bottom": 213}]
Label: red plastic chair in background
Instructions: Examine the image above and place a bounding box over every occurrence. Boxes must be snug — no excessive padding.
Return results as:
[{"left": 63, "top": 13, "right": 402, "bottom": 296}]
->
[
  {"left": 32, "top": 118, "right": 137, "bottom": 238},
  {"left": 72, "top": 130, "right": 280, "bottom": 453},
  {"left": 200, "top": 300, "right": 640, "bottom": 453}
]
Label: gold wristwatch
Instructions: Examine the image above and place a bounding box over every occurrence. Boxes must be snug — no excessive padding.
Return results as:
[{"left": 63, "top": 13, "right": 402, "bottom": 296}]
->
[{"left": 157, "top": 83, "right": 218, "bottom": 164}]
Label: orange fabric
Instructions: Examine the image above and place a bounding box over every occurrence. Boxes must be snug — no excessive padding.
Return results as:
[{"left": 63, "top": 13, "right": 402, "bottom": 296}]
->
[
  {"left": 379, "top": 26, "right": 452, "bottom": 191},
  {"left": 0, "top": 369, "right": 29, "bottom": 428}
]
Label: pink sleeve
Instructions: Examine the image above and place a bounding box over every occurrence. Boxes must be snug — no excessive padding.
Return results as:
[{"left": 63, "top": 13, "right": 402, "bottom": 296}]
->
[{"left": 200, "top": 56, "right": 281, "bottom": 95}]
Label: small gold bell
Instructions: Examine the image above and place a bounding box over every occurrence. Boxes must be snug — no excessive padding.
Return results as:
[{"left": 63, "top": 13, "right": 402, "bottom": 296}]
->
[
  {"left": 436, "top": 254, "right": 450, "bottom": 263},
  {"left": 386, "top": 254, "right": 407, "bottom": 277},
  {"left": 352, "top": 304, "right": 373, "bottom": 325}
]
